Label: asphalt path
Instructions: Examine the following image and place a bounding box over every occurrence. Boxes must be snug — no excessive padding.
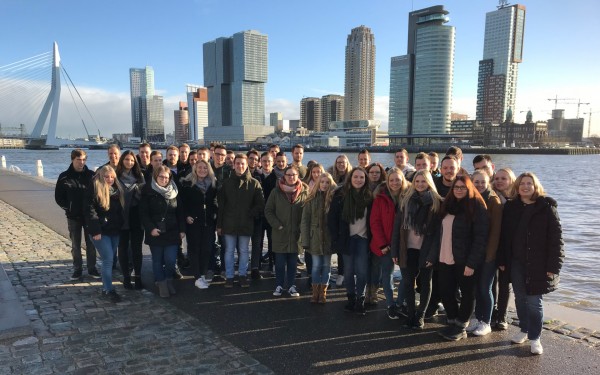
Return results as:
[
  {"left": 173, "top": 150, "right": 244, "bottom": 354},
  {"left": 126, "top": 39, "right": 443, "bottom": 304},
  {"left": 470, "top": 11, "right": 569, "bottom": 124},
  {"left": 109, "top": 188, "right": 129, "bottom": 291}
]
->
[{"left": 2, "top": 169, "right": 599, "bottom": 374}]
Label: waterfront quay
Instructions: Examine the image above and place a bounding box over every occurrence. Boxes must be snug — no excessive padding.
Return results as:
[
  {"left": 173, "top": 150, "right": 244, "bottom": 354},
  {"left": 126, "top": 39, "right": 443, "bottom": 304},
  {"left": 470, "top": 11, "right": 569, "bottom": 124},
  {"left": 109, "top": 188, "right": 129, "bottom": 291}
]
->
[{"left": 1, "top": 169, "right": 600, "bottom": 374}]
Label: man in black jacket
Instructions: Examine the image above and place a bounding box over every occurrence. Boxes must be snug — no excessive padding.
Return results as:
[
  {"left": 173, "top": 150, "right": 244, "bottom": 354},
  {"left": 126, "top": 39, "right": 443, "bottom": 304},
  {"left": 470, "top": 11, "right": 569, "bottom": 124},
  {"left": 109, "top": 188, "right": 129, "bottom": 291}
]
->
[{"left": 55, "top": 149, "right": 99, "bottom": 280}]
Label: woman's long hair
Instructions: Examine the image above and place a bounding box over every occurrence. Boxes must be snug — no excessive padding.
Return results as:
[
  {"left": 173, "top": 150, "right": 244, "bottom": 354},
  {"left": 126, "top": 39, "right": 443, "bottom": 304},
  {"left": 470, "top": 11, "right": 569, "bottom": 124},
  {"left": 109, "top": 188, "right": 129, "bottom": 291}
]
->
[
  {"left": 342, "top": 167, "right": 371, "bottom": 198},
  {"left": 94, "top": 165, "right": 124, "bottom": 210},
  {"left": 440, "top": 174, "right": 486, "bottom": 221},
  {"left": 332, "top": 154, "right": 352, "bottom": 183},
  {"left": 303, "top": 162, "right": 324, "bottom": 185},
  {"left": 116, "top": 150, "right": 143, "bottom": 180},
  {"left": 366, "top": 162, "right": 388, "bottom": 186},
  {"left": 305, "top": 171, "right": 337, "bottom": 213},
  {"left": 183, "top": 159, "right": 216, "bottom": 188},
  {"left": 399, "top": 169, "right": 442, "bottom": 213}
]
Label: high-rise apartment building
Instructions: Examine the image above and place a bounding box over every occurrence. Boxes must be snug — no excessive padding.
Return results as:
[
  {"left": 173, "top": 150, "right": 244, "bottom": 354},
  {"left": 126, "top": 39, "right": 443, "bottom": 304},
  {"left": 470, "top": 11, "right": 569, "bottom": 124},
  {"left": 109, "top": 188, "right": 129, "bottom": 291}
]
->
[
  {"left": 174, "top": 101, "right": 189, "bottom": 143},
  {"left": 186, "top": 85, "right": 208, "bottom": 141},
  {"left": 344, "top": 26, "right": 375, "bottom": 121},
  {"left": 129, "top": 66, "right": 165, "bottom": 142},
  {"left": 203, "top": 30, "right": 273, "bottom": 142},
  {"left": 270, "top": 112, "right": 283, "bottom": 132},
  {"left": 476, "top": 3, "right": 526, "bottom": 124},
  {"left": 300, "top": 97, "right": 322, "bottom": 131},
  {"left": 388, "top": 6, "right": 454, "bottom": 143},
  {"left": 321, "top": 95, "right": 344, "bottom": 132}
]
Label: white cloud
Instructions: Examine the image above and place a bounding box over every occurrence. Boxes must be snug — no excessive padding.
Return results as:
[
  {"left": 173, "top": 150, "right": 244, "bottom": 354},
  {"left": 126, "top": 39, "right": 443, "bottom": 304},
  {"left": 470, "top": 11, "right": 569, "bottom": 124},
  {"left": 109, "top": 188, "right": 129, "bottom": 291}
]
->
[
  {"left": 265, "top": 98, "right": 299, "bottom": 120},
  {"left": 374, "top": 95, "right": 389, "bottom": 130}
]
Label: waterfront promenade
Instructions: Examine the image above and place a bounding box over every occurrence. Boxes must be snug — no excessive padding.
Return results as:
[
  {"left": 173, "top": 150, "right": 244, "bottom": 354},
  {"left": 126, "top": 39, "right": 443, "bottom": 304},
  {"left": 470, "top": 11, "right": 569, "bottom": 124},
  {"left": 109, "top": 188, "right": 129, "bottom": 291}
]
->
[{"left": 1, "top": 169, "right": 600, "bottom": 374}]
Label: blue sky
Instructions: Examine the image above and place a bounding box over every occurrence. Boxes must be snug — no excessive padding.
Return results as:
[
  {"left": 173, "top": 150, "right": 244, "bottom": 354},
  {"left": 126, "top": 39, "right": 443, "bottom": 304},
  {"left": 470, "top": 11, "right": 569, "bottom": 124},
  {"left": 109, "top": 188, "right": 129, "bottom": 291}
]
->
[{"left": 1, "top": 0, "right": 599, "bottom": 138}]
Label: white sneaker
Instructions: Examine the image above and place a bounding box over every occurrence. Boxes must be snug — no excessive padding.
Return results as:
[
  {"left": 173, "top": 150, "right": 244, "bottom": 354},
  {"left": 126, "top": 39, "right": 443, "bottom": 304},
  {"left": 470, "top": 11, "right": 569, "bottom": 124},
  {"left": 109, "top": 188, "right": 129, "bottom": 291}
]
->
[
  {"left": 273, "top": 286, "right": 284, "bottom": 296},
  {"left": 288, "top": 285, "right": 300, "bottom": 297},
  {"left": 336, "top": 275, "right": 344, "bottom": 287},
  {"left": 511, "top": 331, "right": 529, "bottom": 344},
  {"left": 195, "top": 277, "right": 209, "bottom": 289},
  {"left": 466, "top": 319, "right": 481, "bottom": 333},
  {"left": 473, "top": 322, "right": 492, "bottom": 336},
  {"left": 530, "top": 339, "right": 543, "bottom": 355}
]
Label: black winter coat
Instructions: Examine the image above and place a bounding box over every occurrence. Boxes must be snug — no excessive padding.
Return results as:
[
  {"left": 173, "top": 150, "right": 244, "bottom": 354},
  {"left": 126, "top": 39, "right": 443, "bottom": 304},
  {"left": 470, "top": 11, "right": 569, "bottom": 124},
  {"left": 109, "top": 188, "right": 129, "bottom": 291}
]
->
[
  {"left": 327, "top": 188, "right": 372, "bottom": 255},
  {"left": 139, "top": 185, "right": 185, "bottom": 247},
  {"left": 179, "top": 180, "right": 218, "bottom": 227},
  {"left": 498, "top": 196, "right": 564, "bottom": 295},
  {"left": 438, "top": 200, "right": 489, "bottom": 270},
  {"left": 55, "top": 164, "right": 94, "bottom": 220},
  {"left": 84, "top": 187, "right": 124, "bottom": 236}
]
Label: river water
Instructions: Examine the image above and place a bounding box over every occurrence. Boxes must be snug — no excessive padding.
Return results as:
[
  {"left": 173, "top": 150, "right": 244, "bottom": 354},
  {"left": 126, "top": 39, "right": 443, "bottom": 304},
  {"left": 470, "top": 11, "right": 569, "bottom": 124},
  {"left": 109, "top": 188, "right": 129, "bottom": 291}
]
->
[{"left": 2, "top": 149, "right": 599, "bottom": 314}]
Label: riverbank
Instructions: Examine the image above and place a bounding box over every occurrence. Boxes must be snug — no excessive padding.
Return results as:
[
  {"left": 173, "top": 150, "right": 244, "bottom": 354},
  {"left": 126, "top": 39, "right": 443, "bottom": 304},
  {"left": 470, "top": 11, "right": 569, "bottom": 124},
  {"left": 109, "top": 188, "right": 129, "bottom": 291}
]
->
[{"left": 1, "top": 167, "right": 599, "bottom": 374}]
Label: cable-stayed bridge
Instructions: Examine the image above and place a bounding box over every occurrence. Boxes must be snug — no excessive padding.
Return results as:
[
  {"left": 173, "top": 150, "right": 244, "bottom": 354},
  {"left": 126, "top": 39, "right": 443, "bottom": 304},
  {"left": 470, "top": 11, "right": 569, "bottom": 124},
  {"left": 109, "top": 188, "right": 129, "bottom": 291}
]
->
[{"left": 0, "top": 42, "right": 106, "bottom": 149}]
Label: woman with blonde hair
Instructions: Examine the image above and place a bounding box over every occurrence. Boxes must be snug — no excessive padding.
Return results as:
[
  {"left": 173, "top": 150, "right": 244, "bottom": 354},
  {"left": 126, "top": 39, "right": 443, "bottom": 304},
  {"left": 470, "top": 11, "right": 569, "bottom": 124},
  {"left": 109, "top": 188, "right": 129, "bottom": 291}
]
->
[
  {"left": 304, "top": 162, "right": 325, "bottom": 189},
  {"left": 84, "top": 165, "right": 125, "bottom": 302},
  {"left": 498, "top": 172, "right": 563, "bottom": 355},
  {"left": 391, "top": 169, "right": 443, "bottom": 328},
  {"left": 301, "top": 172, "right": 337, "bottom": 303},
  {"left": 180, "top": 160, "right": 218, "bottom": 289},
  {"left": 329, "top": 154, "right": 352, "bottom": 185},
  {"left": 493, "top": 168, "right": 516, "bottom": 204},
  {"left": 370, "top": 167, "right": 410, "bottom": 316}
]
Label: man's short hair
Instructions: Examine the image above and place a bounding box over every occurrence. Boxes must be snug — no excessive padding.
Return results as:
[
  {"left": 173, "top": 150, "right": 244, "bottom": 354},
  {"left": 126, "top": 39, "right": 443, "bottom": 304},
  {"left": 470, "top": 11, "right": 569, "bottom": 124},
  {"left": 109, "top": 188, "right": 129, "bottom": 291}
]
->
[
  {"left": 446, "top": 146, "right": 463, "bottom": 159},
  {"left": 138, "top": 142, "right": 151, "bottom": 149},
  {"left": 71, "top": 148, "right": 86, "bottom": 160},
  {"left": 179, "top": 143, "right": 190, "bottom": 149},
  {"left": 358, "top": 149, "right": 370, "bottom": 156},
  {"left": 275, "top": 151, "right": 286, "bottom": 158},
  {"left": 292, "top": 144, "right": 304, "bottom": 152},
  {"left": 415, "top": 152, "right": 429, "bottom": 161},
  {"left": 247, "top": 149, "right": 259, "bottom": 158},
  {"left": 166, "top": 145, "right": 179, "bottom": 153},
  {"left": 395, "top": 148, "right": 409, "bottom": 157},
  {"left": 150, "top": 150, "right": 163, "bottom": 159},
  {"left": 214, "top": 144, "right": 226, "bottom": 152},
  {"left": 472, "top": 154, "right": 492, "bottom": 165}
]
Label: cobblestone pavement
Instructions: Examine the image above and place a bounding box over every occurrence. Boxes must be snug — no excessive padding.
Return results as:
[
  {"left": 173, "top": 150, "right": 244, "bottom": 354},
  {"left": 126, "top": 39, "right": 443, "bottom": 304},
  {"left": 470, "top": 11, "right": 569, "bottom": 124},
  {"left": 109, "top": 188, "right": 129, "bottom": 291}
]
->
[{"left": 0, "top": 200, "right": 272, "bottom": 375}]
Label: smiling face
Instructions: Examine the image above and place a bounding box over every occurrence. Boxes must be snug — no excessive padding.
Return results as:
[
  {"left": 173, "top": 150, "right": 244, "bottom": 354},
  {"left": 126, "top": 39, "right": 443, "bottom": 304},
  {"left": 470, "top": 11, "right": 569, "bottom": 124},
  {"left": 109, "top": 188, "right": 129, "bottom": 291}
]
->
[
  {"left": 123, "top": 154, "right": 135, "bottom": 171},
  {"left": 387, "top": 172, "right": 403, "bottom": 193},
  {"left": 166, "top": 149, "right": 179, "bottom": 167},
  {"left": 493, "top": 170, "right": 512, "bottom": 194},
  {"left": 415, "top": 157, "right": 430, "bottom": 172},
  {"left": 234, "top": 157, "right": 247, "bottom": 176},
  {"left": 108, "top": 147, "right": 120, "bottom": 167},
  {"left": 413, "top": 174, "right": 429, "bottom": 193},
  {"left": 394, "top": 152, "right": 408, "bottom": 169},
  {"left": 179, "top": 146, "right": 190, "bottom": 163},
  {"left": 453, "top": 180, "right": 467, "bottom": 200},
  {"left": 357, "top": 153, "right": 370, "bottom": 168},
  {"left": 335, "top": 156, "right": 348, "bottom": 173},
  {"left": 319, "top": 175, "right": 331, "bottom": 192},
  {"left": 351, "top": 170, "right": 366, "bottom": 189},
  {"left": 311, "top": 166, "right": 323, "bottom": 182},
  {"left": 213, "top": 148, "right": 226, "bottom": 167},
  {"left": 103, "top": 171, "right": 115, "bottom": 186},
  {"left": 367, "top": 166, "right": 382, "bottom": 183},
  {"left": 157, "top": 172, "right": 170, "bottom": 187},
  {"left": 472, "top": 173, "right": 489, "bottom": 194},
  {"left": 261, "top": 154, "right": 273, "bottom": 173},
  {"left": 518, "top": 176, "right": 535, "bottom": 202},
  {"left": 72, "top": 155, "right": 86, "bottom": 172},
  {"left": 284, "top": 169, "right": 299, "bottom": 186},
  {"left": 138, "top": 146, "right": 151, "bottom": 165},
  {"left": 275, "top": 155, "right": 287, "bottom": 170},
  {"left": 195, "top": 161, "right": 209, "bottom": 178},
  {"left": 441, "top": 158, "right": 458, "bottom": 183},
  {"left": 292, "top": 148, "right": 303, "bottom": 163}
]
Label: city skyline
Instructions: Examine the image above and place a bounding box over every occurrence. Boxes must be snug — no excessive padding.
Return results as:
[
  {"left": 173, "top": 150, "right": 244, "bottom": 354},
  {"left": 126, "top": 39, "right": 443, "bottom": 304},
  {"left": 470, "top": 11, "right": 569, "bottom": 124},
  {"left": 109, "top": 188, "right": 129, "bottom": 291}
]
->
[{"left": 1, "top": 0, "right": 599, "bottom": 139}]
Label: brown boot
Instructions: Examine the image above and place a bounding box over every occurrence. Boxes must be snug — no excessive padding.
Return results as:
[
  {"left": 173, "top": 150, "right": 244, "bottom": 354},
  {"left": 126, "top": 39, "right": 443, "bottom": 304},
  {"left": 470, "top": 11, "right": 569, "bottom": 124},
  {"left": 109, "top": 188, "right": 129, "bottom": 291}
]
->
[
  {"left": 310, "top": 284, "right": 319, "bottom": 303},
  {"left": 365, "top": 285, "right": 378, "bottom": 306},
  {"left": 319, "top": 284, "right": 328, "bottom": 304}
]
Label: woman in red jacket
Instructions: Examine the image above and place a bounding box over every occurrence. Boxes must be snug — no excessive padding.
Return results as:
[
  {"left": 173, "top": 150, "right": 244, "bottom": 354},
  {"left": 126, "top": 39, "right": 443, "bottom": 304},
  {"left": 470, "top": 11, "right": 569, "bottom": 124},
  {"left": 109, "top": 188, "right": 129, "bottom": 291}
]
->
[{"left": 370, "top": 167, "right": 409, "bottom": 319}]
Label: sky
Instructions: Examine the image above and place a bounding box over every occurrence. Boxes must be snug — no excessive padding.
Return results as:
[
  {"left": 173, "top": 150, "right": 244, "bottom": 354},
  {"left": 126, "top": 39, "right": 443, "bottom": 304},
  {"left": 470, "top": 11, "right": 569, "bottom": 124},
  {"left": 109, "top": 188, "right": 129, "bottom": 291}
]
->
[{"left": 1, "top": 0, "right": 599, "bottom": 139}]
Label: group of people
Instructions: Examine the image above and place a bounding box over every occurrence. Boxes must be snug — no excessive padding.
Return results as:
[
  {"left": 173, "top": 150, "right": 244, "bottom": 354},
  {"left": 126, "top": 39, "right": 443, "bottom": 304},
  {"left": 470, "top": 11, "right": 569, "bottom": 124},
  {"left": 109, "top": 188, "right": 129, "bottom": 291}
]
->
[{"left": 55, "top": 142, "right": 564, "bottom": 355}]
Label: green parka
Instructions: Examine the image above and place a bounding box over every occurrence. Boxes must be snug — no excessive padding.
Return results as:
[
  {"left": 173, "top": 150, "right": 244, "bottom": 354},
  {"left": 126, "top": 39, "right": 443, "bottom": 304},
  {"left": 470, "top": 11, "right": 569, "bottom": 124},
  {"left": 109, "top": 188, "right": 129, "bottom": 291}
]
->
[
  {"left": 217, "top": 169, "right": 264, "bottom": 236},
  {"left": 265, "top": 181, "right": 309, "bottom": 254},
  {"left": 300, "top": 191, "right": 333, "bottom": 256}
]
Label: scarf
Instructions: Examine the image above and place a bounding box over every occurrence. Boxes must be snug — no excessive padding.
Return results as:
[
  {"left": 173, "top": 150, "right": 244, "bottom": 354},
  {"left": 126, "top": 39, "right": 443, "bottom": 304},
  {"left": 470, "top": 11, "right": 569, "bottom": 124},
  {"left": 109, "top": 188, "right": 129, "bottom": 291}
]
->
[
  {"left": 119, "top": 170, "right": 137, "bottom": 188},
  {"left": 151, "top": 178, "right": 178, "bottom": 200},
  {"left": 278, "top": 179, "right": 302, "bottom": 203},
  {"left": 273, "top": 167, "right": 285, "bottom": 180},
  {"left": 403, "top": 191, "right": 434, "bottom": 236},
  {"left": 195, "top": 177, "right": 211, "bottom": 193},
  {"left": 446, "top": 196, "right": 466, "bottom": 217},
  {"left": 342, "top": 188, "right": 370, "bottom": 224}
]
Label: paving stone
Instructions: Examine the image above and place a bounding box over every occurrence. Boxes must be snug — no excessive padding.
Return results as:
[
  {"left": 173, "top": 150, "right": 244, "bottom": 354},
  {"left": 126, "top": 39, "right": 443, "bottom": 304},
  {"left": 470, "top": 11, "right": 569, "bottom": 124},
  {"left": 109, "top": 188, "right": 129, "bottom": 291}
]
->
[{"left": 12, "top": 336, "right": 38, "bottom": 346}]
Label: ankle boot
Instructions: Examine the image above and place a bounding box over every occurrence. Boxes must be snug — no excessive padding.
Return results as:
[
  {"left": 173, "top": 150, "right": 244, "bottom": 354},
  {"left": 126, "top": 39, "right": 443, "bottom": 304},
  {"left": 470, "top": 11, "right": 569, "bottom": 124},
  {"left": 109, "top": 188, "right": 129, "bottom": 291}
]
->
[
  {"left": 156, "top": 280, "right": 169, "bottom": 298},
  {"left": 134, "top": 276, "right": 143, "bottom": 290},
  {"left": 166, "top": 279, "right": 176, "bottom": 295},
  {"left": 344, "top": 294, "right": 356, "bottom": 312},
  {"left": 123, "top": 276, "right": 133, "bottom": 290},
  {"left": 310, "top": 284, "right": 319, "bottom": 303},
  {"left": 319, "top": 284, "right": 328, "bottom": 304}
]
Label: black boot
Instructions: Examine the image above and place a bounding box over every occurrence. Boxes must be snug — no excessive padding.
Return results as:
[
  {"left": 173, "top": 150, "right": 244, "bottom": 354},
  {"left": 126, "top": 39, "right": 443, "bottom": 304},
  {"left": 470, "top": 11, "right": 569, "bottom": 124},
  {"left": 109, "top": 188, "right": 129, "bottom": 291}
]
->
[
  {"left": 355, "top": 296, "right": 366, "bottom": 316},
  {"left": 134, "top": 276, "right": 143, "bottom": 290},
  {"left": 123, "top": 276, "right": 133, "bottom": 290},
  {"left": 344, "top": 294, "right": 356, "bottom": 312}
]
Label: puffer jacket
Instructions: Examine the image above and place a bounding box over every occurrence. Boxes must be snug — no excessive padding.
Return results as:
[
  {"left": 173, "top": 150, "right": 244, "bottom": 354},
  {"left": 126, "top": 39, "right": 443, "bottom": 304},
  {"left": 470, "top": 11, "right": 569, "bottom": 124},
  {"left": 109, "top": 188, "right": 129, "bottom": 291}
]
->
[
  {"left": 217, "top": 169, "right": 264, "bottom": 236},
  {"left": 370, "top": 185, "right": 397, "bottom": 257},
  {"left": 179, "top": 180, "right": 218, "bottom": 227},
  {"left": 301, "top": 191, "right": 333, "bottom": 256},
  {"left": 84, "top": 187, "right": 124, "bottom": 236},
  {"left": 498, "top": 196, "right": 564, "bottom": 295},
  {"left": 265, "top": 181, "right": 309, "bottom": 254},
  {"left": 139, "top": 183, "right": 185, "bottom": 247}
]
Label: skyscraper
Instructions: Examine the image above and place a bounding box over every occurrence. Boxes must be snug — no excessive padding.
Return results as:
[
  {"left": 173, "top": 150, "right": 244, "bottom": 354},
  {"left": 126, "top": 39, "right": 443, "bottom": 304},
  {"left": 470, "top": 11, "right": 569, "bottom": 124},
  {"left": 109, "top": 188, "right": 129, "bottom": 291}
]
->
[
  {"left": 270, "top": 112, "right": 283, "bottom": 132},
  {"left": 300, "top": 97, "right": 322, "bottom": 131},
  {"left": 174, "top": 101, "right": 189, "bottom": 143},
  {"left": 476, "top": 3, "right": 526, "bottom": 124},
  {"left": 388, "top": 6, "right": 455, "bottom": 144},
  {"left": 321, "top": 95, "right": 344, "bottom": 132},
  {"left": 203, "top": 30, "right": 273, "bottom": 142},
  {"left": 186, "top": 85, "right": 208, "bottom": 141},
  {"left": 344, "top": 26, "right": 375, "bottom": 121},
  {"left": 129, "top": 66, "right": 165, "bottom": 142}
]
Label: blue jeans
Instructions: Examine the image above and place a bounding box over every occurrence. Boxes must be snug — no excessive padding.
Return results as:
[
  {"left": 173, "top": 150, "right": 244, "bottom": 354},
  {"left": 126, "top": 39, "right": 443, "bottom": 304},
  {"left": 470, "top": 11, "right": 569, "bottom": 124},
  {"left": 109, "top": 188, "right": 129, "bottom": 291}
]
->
[
  {"left": 475, "top": 260, "right": 497, "bottom": 324},
  {"left": 150, "top": 244, "right": 178, "bottom": 282},
  {"left": 379, "top": 253, "right": 397, "bottom": 307},
  {"left": 90, "top": 234, "right": 119, "bottom": 292},
  {"left": 275, "top": 253, "right": 297, "bottom": 288},
  {"left": 224, "top": 235, "right": 250, "bottom": 279},
  {"left": 311, "top": 254, "right": 332, "bottom": 285},
  {"left": 511, "top": 260, "right": 544, "bottom": 340},
  {"left": 343, "top": 235, "right": 369, "bottom": 297}
]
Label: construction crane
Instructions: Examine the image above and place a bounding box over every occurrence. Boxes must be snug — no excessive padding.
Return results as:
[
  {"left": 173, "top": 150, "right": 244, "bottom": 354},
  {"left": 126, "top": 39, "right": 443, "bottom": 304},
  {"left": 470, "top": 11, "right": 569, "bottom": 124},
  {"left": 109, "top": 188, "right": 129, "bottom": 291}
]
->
[
  {"left": 547, "top": 96, "right": 590, "bottom": 118},
  {"left": 583, "top": 109, "right": 600, "bottom": 138}
]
